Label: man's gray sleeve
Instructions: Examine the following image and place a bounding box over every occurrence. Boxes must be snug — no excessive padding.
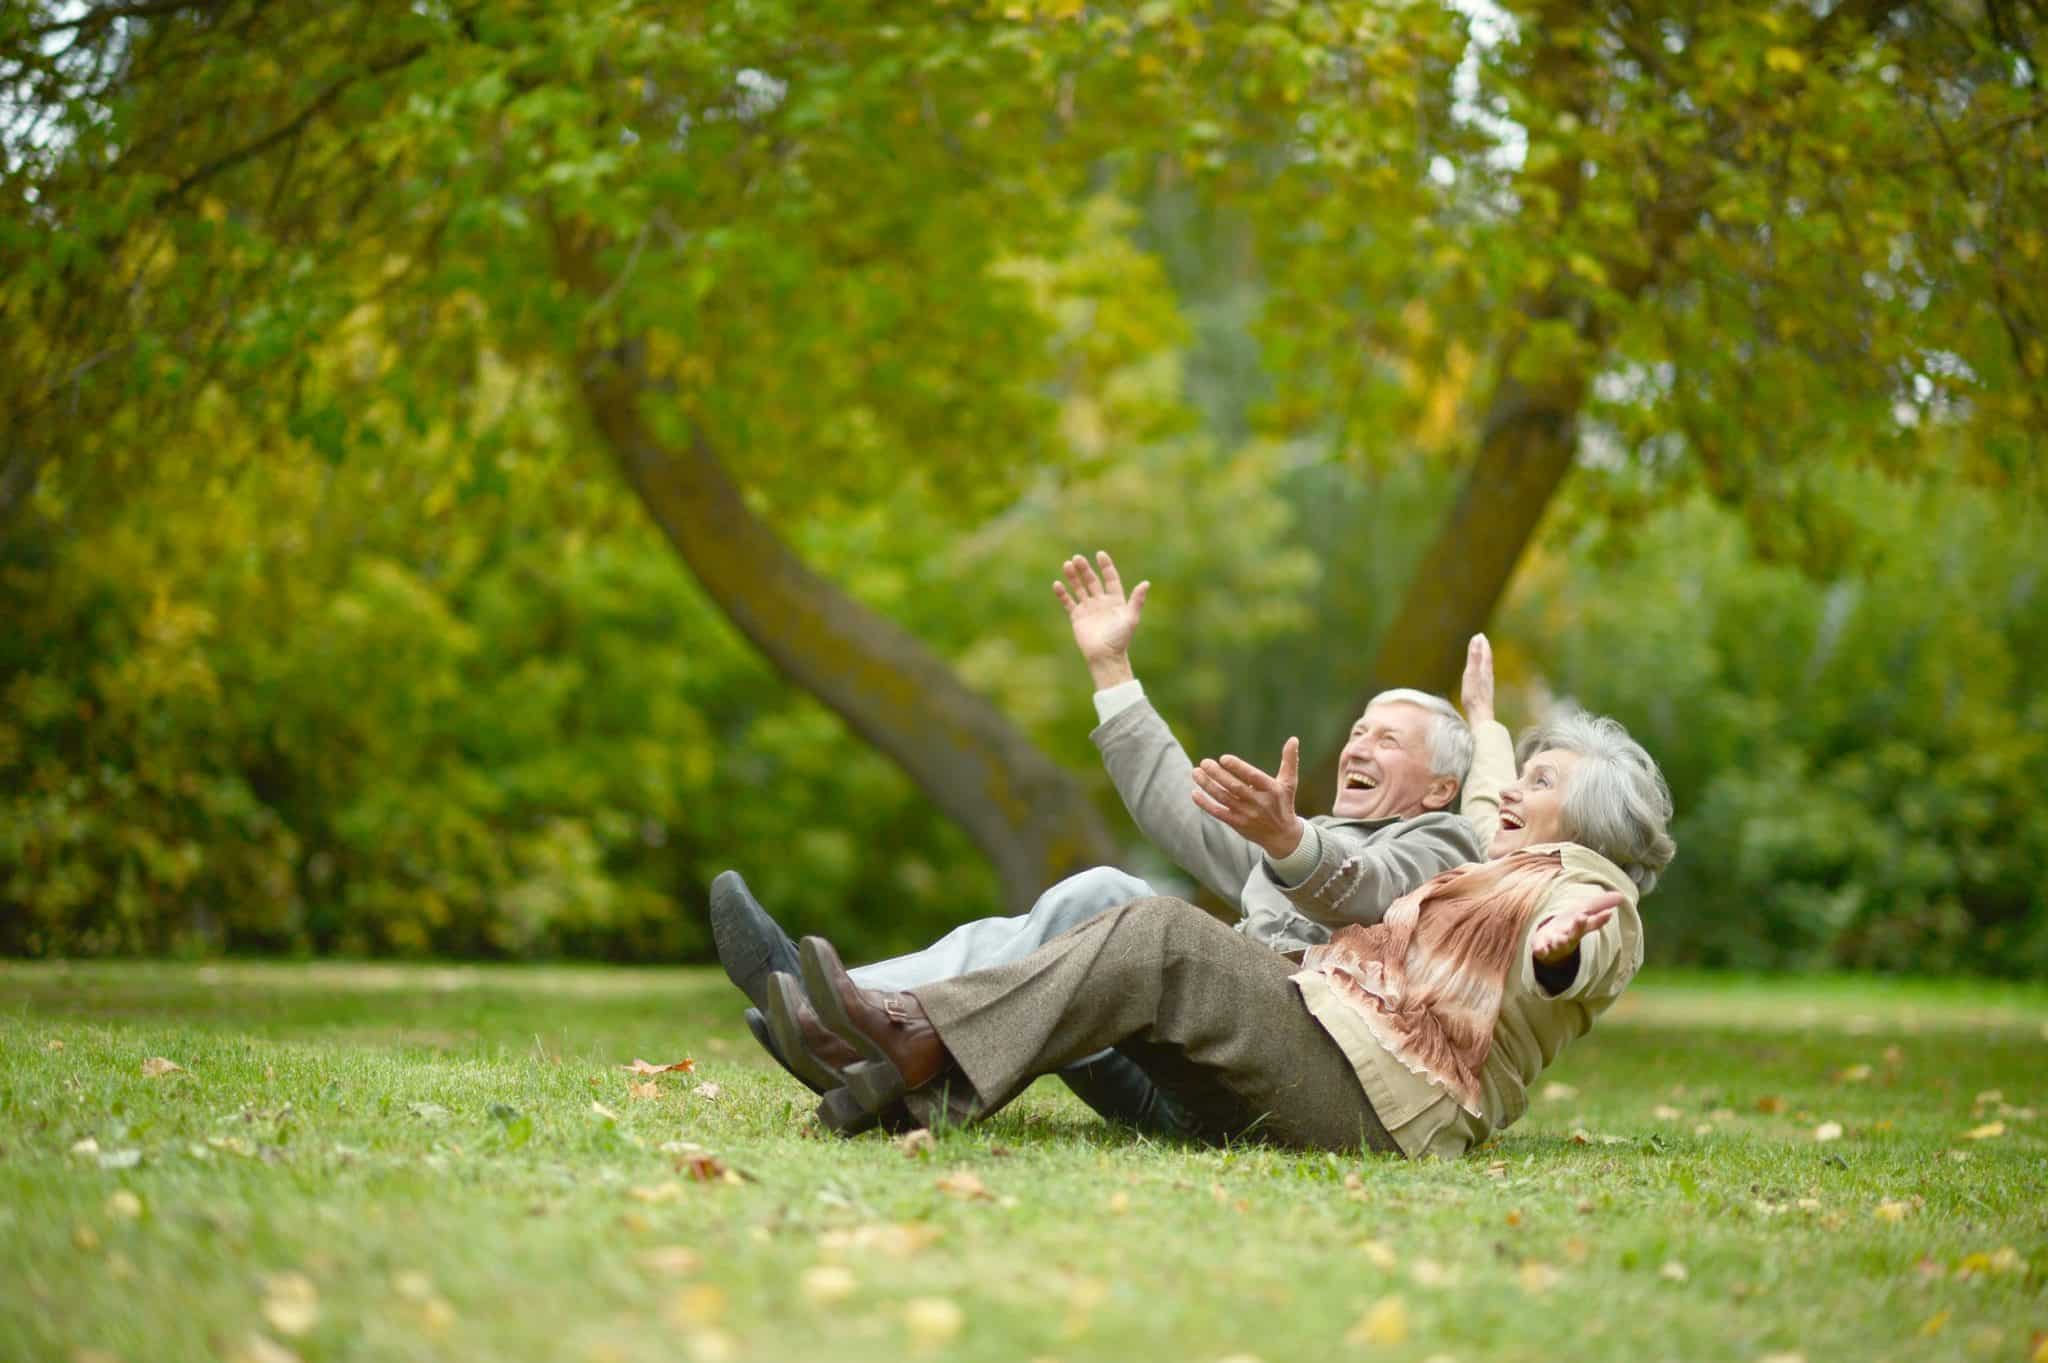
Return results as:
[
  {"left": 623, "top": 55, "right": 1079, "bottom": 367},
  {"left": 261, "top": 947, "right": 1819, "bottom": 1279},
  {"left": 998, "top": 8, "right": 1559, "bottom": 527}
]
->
[
  {"left": 1268, "top": 812, "right": 1483, "bottom": 928},
  {"left": 1090, "top": 698, "right": 1262, "bottom": 906}
]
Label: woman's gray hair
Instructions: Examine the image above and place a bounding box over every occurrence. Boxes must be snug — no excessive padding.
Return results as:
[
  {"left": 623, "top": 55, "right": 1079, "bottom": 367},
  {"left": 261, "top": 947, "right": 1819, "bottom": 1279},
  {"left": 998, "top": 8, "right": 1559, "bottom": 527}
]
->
[
  {"left": 1367, "top": 688, "right": 1475, "bottom": 785},
  {"left": 1517, "top": 706, "right": 1677, "bottom": 893}
]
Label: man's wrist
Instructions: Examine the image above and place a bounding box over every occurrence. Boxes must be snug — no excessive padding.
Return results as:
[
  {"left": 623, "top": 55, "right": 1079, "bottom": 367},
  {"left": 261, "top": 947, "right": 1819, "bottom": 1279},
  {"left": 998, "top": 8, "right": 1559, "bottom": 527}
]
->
[
  {"left": 1259, "top": 816, "right": 1309, "bottom": 864},
  {"left": 1085, "top": 654, "right": 1136, "bottom": 690}
]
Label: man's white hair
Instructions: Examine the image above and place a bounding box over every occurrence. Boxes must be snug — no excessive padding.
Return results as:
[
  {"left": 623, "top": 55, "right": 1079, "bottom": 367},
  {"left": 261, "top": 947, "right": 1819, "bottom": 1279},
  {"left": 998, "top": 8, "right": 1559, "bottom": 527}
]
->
[
  {"left": 1365, "top": 688, "right": 1475, "bottom": 787},
  {"left": 1516, "top": 706, "right": 1677, "bottom": 893}
]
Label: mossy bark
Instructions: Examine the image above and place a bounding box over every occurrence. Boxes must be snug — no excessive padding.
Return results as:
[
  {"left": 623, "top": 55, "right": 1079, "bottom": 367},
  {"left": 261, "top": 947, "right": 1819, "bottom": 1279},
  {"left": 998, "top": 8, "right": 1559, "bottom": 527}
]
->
[{"left": 572, "top": 349, "right": 1121, "bottom": 912}]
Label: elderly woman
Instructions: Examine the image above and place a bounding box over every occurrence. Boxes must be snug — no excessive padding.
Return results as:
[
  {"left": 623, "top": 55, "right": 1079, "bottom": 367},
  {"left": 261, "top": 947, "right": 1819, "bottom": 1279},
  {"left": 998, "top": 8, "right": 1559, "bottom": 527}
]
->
[{"left": 768, "top": 636, "right": 1676, "bottom": 1158}]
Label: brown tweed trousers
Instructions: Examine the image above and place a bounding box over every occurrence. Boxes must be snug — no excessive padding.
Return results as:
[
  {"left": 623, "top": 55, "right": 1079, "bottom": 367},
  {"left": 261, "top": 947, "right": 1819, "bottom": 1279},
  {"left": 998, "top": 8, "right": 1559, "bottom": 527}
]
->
[{"left": 912, "top": 897, "right": 1398, "bottom": 1154}]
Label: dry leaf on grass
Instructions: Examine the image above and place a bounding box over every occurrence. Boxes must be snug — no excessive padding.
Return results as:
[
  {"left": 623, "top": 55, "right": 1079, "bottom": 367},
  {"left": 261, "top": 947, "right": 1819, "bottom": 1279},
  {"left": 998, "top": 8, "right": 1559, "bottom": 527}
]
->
[
  {"left": 895, "top": 1128, "right": 935, "bottom": 1158},
  {"left": 665, "top": 1284, "right": 727, "bottom": 1327},
  {"left": 232, "top": 1334, "right": 303, "bottom": 1363},
  {"left": 627, "top": 1080, "right": 659, "bottom": 1102},
  {"left": 935, "top": 1168, "right": 992, "bottom": 1201},
  {"left": 69, "top": 1138, "right": 99, "bottom": 1157},
  {"left": 141, "top": 1057, "right": 185, "bottom": 1078},
  {"left": 629, "top": 1182, "right": 687, "bottom": 1205},
  {"left": 1873, "top": 1200, "right": 1914, "bottom": 1222},
  {"left": 589, "top": 1101, "right": 621, "bottom": 1122},
  {"left": 1107, "top": 1191, "right": 1132, "bottom": 1214},
  {"left": 1836, "top": 1064, "right": 1872, "bottom": 1083},
  {"left": 104, "top": 1191, "right": 142, "bottom": 1221},
  {"left": 816, "top": 1222, "right": 939, "bottom": 1260},
  {"left": 1920, "top": 1309, "right": 1952, "bottom": 1337},
  {"left": 1660, "top": 1260, "right": 1689, "bottom": 1283},
  {"left": 45, "top": 1039, "right": 64, "bottom": 1052},
  {"left": 1518, "top": 1262, "right": 1562, "bottom": 1294},
  {"left": 902, "top": 1297, "right": 964, "bottom": 1349},
  {"left": 1813, "top": 1122, "right": 1844, "bottom": 1142},
  {"left": 1962, "top": 1121, "right": 2006, "bottom": 1140},
  {"left": 1346, "top": 1297, "right": 1409, "bottom": 1346},
  {"left": 1756, "top": 1095, "right": 1787, "bottom": 1114},
  {"left": 800, "top": 1264, "right": 857, "bottom": 1306},
  {"left": 1358, "top": 1239, "right": 1398, "bottom": 1270},
  {"left": 1540, "top": 1082, "right": 1578, "bottom": 1102},
  {"left": 692, "top": 1082, "right": 722, "bottom": 1102},
  {"left": 623, "top": 1058, "right": 696, "bottom": 1075},
  {"left": 1651, "top": 1105, "right": 1683, "bottom": 1121},
  {"left": 260, "top": 1272, "right": 319, "bottom": 1337},
  {"left": 637, "top": 1246, "right": 702, "bottom": 1276}
]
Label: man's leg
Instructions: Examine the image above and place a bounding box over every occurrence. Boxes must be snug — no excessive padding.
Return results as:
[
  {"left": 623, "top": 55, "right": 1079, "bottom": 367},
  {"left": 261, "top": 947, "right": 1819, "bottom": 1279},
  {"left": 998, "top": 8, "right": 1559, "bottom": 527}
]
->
[
  {"left": 848, "top": 867, "right": 1155, "bottom": 990},
  {"left": 912, "top": 898, "right": 1397, "bottom": 1154}
]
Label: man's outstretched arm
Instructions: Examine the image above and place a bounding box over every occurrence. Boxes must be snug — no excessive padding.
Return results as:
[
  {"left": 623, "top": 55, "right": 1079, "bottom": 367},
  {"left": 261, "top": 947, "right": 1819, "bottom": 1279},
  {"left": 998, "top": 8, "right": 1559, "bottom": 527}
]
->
[{"left": 1059, "top": 551, "right": 1263, "bottom": 905}]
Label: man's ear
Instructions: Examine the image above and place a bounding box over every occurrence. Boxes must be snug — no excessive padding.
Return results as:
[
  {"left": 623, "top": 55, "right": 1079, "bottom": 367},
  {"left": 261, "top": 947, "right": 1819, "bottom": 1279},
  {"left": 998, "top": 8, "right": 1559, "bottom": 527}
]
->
[{"left": 1422, "top": 776, "right": 1459, "bottom": 812}]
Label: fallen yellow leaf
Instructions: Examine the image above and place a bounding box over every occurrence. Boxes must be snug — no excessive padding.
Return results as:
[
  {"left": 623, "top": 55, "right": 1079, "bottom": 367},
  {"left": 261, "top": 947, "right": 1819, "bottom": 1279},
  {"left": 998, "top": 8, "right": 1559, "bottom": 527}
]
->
[
  {"left": 140, "top": 1057, "right": 185, "bottom": 1078},
  {"left": 1652, "top": 1105, "right": 1683, "bottom": 1121},
  {"left": 104, "top": 1191, "right": 142, "bottom": 1220},
  {"left": 1359, "top": 1239, "right": 1398, "bottom": 1270},
  {"left": 692, "top": 1082, "right": 723, "bottom": 1102},
  {"left": 666, "top": 1284, "right": 727, "bottom": 1326},
  {"left": 627, "top": 1080, "right": 659, "bottom": 1101},
  {"left": 232, "top": 1334, "right": 303, "bottom": 1363},
  {"left": 1920, "top": 1309, "right": 1951, "bottom": 1337},
  {"left": 1519, "top": 1261, "right": 1562, "bottom": 1293},
  {"left": 1346, "top": 1297, "right": 1409, "bottom": 1346},
  {"left": 935, "top": 1169, "right": 991, "bottom": 1201},
  {"left": 816, "top": 1223, "right": 939, "bottom": 1260},
  {"left": 1814, "top": 1122, "right": 1844, "bottom": 1142},
  {"left": 902, "top": 1297, "right": 964, "bottom": 1349},
  {"left": 1873, "top": 1200, "right": 1913, "bottom": 1223},
  {"left": 1660, "top": 1261, "right": 1689, "bottom": 1283},
  {"left": 801, "top": 1264, "right": 857, "bottom": 1306},
  {"left": 637, "top": 1246, "right": 702, "bottom": 1276},
  {"left": 1963, "top": 1121, "right": 2006, "bottom": 1140},
  {"left": 1107, "top": 1191, "right": 1132, "bottom": 1214},
  {"left": 260, "top": 1272, "right": 319, "bottom": 1338},
  {"left": 1837, "top": 1064, "right": 1872, "bottom": 1083},
  {"left": 590, "top": 1101, "right": 621, "bottom": 1122}
]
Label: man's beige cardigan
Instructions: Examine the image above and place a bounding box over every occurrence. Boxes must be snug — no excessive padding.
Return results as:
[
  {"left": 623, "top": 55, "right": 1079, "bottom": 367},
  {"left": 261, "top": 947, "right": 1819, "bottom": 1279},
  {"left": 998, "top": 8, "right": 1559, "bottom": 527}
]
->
[{"left": 1294, "top": 719, "right": 1645, "bottom": 1159}]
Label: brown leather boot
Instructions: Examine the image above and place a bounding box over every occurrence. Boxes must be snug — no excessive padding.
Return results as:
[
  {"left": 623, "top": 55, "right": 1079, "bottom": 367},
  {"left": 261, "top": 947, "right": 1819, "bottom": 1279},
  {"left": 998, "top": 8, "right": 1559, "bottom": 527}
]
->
[
  {"left": 761, "top": 972, "right": 863, "bottom": 1094},
  {"left": 798, "top": 937, "right": 950, "bottom": 1109}
]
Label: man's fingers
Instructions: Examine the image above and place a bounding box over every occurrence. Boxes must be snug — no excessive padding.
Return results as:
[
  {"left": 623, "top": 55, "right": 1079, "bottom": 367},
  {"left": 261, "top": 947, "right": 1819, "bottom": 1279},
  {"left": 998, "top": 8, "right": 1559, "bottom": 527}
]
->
[
  {"left": 1190, "top": 787, "right": 1244, "bottom": 825},
  {"left": 1216, "top": 754, "right": 1276, "bottom": 790},
  {"left": 1062, "top": 556, "right": 1088, "bottom": 598},
  {"left": 1053, "top": 581, "right": 1077, "bottom": 614},
  {"left": 1129, "top": 581, "right": 1149, "bottom": 619},
  {"left": 1278, "top": 736, "right": 1300, "bottom": 793},
  {"left": 1194, "top": 760, "right": 1251, "bottom": 802},
  {"left": 1076, "top": 553, "right": 1105, "bottom": 596},
  {"left": 1096, "top": 550, "right": 1122, "bottom": 597}
]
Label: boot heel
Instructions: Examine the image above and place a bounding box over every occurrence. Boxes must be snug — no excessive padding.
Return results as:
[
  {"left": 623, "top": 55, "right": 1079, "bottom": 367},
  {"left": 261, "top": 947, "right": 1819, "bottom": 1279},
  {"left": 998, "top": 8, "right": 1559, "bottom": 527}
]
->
[
  {"left": 844, "top": 1058, "right": 907, "bottom": 1111},
  {"left": 817, "top": 1087, "right": 879, "bottom": 1135}
]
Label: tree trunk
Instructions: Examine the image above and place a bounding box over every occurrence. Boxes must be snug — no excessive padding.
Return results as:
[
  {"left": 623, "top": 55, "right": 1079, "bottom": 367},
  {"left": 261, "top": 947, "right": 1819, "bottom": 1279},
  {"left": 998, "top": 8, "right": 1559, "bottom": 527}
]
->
[
  {"left": 571, "top": 347, "right": 1122, "bottom": 912},
  {"left": 1301, "top": 369, "right": 1582, "bottom": 812}
]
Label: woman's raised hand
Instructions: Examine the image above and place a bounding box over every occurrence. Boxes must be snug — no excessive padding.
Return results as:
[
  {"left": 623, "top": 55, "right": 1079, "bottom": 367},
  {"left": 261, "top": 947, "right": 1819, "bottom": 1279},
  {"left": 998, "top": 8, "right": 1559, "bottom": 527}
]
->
[
  {"left": 1460, "top": 632, "right": 1495, "bottom": 727},
  {"left": 1530, "top": 891, "right": 1623, "bottom": 965}
]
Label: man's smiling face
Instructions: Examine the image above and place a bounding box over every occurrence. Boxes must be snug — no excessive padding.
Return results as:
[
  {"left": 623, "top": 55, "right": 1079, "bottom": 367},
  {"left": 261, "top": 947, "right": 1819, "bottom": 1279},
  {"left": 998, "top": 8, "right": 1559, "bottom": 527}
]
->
[{"left": 1332, "top": 702, "right": 1452, "bottom": 821}]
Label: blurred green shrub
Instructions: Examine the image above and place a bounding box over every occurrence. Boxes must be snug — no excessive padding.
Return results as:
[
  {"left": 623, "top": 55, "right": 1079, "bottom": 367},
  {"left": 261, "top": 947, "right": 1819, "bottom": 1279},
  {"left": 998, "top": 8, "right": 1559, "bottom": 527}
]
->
[{"left": 1505, "top": 473, "right": 2048, "bottom": 975}]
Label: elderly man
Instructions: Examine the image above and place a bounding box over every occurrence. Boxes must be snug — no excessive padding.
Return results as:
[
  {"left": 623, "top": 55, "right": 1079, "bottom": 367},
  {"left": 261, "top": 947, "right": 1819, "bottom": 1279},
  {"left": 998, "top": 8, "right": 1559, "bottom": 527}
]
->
[{"left": 712, "top": 550, "right": 1481, "bottom": 1133}]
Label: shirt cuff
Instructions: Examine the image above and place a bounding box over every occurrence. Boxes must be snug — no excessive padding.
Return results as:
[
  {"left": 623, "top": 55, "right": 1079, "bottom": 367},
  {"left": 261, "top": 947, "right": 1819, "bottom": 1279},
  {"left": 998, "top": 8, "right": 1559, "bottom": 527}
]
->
[
  {"left": 1092, "top": 679, "right": 1147, "bottom": 724},
  {"left": 1264, "top": 821, "right": 1320, "bottom": 887}
]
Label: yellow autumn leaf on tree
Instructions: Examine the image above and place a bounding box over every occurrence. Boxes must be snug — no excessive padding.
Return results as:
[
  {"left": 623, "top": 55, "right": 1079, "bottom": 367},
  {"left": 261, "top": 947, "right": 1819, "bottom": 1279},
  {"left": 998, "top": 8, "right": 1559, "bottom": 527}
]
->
[{"left": 1765, "top": 46, "right": 1806, "bottom": 73}]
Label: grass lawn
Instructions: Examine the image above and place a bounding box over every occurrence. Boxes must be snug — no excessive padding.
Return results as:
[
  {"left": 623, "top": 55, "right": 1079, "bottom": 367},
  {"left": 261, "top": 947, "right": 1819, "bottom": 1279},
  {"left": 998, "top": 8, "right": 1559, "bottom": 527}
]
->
[{"left": 4, "top": 962, "right": 2045, "bottom": 1363}]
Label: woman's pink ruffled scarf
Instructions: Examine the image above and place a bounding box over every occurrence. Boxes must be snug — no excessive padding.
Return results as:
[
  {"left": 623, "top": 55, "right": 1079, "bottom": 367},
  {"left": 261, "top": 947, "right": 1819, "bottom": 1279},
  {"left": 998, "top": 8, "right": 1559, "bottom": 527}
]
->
[{"left": 1301, "top": 850, "right": 1565, "bottom": 1116}]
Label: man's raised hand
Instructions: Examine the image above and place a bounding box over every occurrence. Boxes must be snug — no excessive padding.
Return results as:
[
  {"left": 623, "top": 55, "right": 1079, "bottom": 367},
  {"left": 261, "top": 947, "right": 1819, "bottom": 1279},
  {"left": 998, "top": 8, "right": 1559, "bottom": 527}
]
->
[
  {"left": 1461, "top": 632, "right": 1495, "bottom": 728},
  {"left": 1190, "top": 737, "right": 1306, "bottom": 862},
  {"left": 1054, "top": 551, "right": 1149, "bottom": 690}
]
